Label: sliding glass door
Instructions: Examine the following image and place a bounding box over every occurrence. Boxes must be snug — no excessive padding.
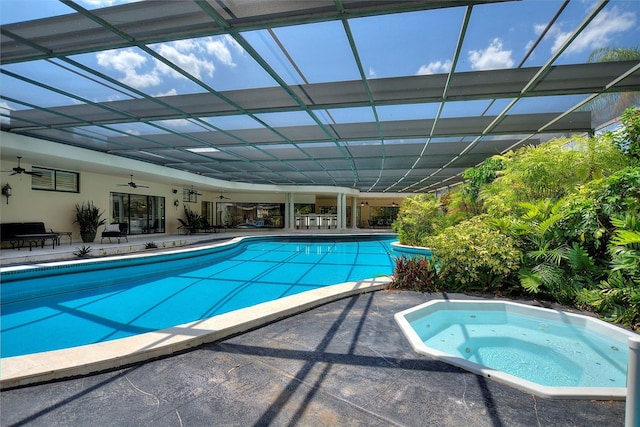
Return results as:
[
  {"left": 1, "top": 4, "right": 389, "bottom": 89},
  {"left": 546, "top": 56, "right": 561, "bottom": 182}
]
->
[{"left": 110, "top": 192, "right": 165, "bottom": 235}]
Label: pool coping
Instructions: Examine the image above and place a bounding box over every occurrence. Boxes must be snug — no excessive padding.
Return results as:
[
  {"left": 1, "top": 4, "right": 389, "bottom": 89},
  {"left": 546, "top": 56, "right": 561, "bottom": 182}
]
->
[
  {"left": 1, "top": 277, "right": 391, "bottom": 389},
  {"left": 394, "top": 299, "right": 639, "bottom": 400}
]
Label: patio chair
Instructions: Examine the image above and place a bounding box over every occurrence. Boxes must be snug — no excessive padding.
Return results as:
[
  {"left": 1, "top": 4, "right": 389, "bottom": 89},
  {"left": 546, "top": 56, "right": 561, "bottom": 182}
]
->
[{"left": 101, "top": 222, "right": 128, "bottom": 243}]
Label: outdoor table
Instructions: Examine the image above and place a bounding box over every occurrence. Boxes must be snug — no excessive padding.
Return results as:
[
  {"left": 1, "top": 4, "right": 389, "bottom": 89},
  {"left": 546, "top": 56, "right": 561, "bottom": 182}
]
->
[
  {"left": 14, "top": 233, "right": 58, "bottom": 251},
  {"left": 52, "top": 231, "right": 72, "bottom": 245}
]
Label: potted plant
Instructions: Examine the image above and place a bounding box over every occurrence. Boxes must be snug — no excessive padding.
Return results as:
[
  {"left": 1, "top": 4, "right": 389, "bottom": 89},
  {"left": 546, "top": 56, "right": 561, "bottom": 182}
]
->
[
  {"left": 178, "top": 205, "right": 203, "bottom": 234},
  {"left": 74, "top": 201, "right": 106, "bottom": 243}
]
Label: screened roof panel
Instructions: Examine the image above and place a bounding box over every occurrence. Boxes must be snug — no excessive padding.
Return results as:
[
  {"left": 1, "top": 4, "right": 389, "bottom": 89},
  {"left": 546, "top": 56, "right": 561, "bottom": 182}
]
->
[
  {"left": 295, "top": 80, "right": 370, "bottom": 106},
  {"left": 368, "top": 75, "right": 450, "bottom": 104},
  {"left": 223, "top": 146, "right": 277, "bottom": 161},
  {"left": 347, "top": 144, "right": 385, "bottom": 158},
  {"left": 224, "top": 161, "right": 266, "bottom": 172},
  {"left": 350, "top": 8, "right": 464, "bottom": 79},
  {"left": 416, "top": 155, "right": 458, "bottom": 168},
  {"left": 286, "top": 160, "right": 325, "bottom": 171},
  {"left": 382, "top": 142, "right": 425, "bottom": 157},
  {"left": 468, "top": 137, "right": 537, "bottom": 154},
  {"left": 263, "top": 20, "right": 361, "bottom": 84},
  {"left": 219, "top": 128, "right": 287, "bottom": 144},
  {"left": 255, "top": 161, "right": 297, "bottom": 173},
  {"left": 353, "top": 158, "right": 383, "bottom": 170},
  {"left": 423, "top": 142, "right": 469, "bottom": 156},
  {"left": 317, "top": 159, "right": 353, "bottom": 171},
  {"left": 1, "top": 0, "right": 638, "bottom": 193},
  {"left": 300, "top": 145, "right": 346, "bottom": 159}
]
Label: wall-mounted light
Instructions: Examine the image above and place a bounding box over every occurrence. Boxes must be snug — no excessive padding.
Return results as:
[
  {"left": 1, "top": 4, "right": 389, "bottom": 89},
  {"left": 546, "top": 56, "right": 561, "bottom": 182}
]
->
[
  {"left": 2, "top": 183, "right": 12, "bottom": 204},
  {"left": 172, "top": 189, "right": 177, "bottom": 194},
  {"left": 173, "top": 199, "right": 179, "bottom": 207}
]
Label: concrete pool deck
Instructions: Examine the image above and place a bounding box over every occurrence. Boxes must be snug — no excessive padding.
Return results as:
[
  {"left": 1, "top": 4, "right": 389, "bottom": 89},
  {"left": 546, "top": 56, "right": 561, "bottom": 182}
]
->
[
  {"left": 0, "top": 231, "right": 627, "bottom": 426},
  {"left": 0, "top": 292, "right": 625, "bottom": 426}
]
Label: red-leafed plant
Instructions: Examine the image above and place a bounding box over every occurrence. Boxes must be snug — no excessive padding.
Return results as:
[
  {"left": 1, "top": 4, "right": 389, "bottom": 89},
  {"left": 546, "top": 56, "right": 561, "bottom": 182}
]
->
[{"left": 389, "top": 255, "right": 441, "bottom": 292}]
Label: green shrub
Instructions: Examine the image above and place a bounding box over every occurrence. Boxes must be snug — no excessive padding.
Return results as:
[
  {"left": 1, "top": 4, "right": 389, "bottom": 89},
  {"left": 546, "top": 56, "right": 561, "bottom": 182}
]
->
[
  {"left": 480, "top": 136, "right": 628, "bottom": 218},
  {"left": 577, "top": 215, "right": 640, "bottom": 329},
  {"left": 392, "top": 194, "right": 446, "bottom": 246},
  {"left": 610, "top": 106, "right": 640, "bottom": 163},
  {"left": 425, "top": 215, "right": 520, "bottom": 291},
  {"left": 556, "top": 166, "right": 640, "bottom": 257},
  {"left": 389, "top": 255, "right": 440, "bottom": 292},
  {"left": 460, "top": 156, "right": 504, "bottom": 214}
]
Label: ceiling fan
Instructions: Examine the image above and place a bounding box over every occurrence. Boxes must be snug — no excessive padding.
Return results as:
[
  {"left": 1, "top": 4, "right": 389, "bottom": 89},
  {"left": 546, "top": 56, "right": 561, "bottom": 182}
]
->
[
  {"left": 118, "top": 175, "right": 149, "bottom": 189},
  {"left": 188, "top": 186, "right": 202, "bottom": 196},
  {"left": 1, "top": 156, "right": 43, "bottom": 176},
  {"left": 216, "top": 192, "right": 230, "bottom": 200}
]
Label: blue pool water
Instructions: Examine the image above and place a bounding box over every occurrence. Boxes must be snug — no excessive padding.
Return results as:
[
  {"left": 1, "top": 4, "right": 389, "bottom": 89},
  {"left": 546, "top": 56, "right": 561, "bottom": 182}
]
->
[
  {"left": 409, "top": 308, "right": 629, "bottom": 388},
  {"left": 1, "top": 236, "right": 395, "bottom": 357}
]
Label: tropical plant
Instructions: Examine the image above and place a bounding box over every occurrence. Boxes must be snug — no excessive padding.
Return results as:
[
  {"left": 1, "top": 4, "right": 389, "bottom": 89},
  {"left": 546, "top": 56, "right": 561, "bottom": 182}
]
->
[
  {"left": 179, "top": 205, "right": 203, "bottom": 233},
  {"left": 480, "top": 136, "right": 628, "bottom": 218},
  {"left": 587, "top": 48, "right": 640, "bottom": 127},
  {"left": 74, "top": 201, "right": 106, "bottom": 243},
  {"left": 144, "top": 242, "right": 158, "bottom": 249},
  {"left": 556, "top": 165, "right": 640, "bottom": 260},
  {"left": 438, "top": 188, "right": 474, "bottom": 225},
  {"left": 73, "top": 245, "right": 92, "bottom": 258},
  {"left": 609, "top": 107, "right": 640, "bottom": 163},
  {"left": 392, "top": 193, "right": 446, "bottom": 246},
  {"left": 577, "top": 215, "right": 640, "bottom": 329},
  {"left": 389, "top": 255, "right": 440, "bottom": 292},
  {"left": 425, "top": 215, "right": 520, "bottom": 291},
  {"left": 460, "top": 156, "right": 504, "bottom": 214}
]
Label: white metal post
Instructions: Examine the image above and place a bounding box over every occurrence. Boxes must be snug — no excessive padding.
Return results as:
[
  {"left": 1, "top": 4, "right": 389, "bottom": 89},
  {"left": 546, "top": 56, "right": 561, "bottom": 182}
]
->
[{"left": 626, "top": 336, "right": 640, "bottom": 427}]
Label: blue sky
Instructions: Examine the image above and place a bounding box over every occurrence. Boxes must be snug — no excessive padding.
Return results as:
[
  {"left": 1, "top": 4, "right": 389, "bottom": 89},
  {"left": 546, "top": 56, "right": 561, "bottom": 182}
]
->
[{"left": 1, "top": 0, "right": 639, "bottom": 128}]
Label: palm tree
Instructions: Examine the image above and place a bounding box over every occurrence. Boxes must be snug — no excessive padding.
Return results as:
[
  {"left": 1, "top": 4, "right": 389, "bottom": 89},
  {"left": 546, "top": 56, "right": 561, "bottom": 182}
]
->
[{"left": 585, "top": 46, "right": 640, "bottom": 127}]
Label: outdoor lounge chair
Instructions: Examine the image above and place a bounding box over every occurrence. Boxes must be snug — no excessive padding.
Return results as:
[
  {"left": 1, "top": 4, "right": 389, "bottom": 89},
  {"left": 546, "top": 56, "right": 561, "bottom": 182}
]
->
[{"left": 101, "top": 222, "right": 128, "bottom": 243}]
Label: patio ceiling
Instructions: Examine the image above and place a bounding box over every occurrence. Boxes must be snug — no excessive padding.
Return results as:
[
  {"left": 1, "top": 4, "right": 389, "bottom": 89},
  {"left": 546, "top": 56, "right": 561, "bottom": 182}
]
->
[{"left": 1, "top": 0, "right": 639, "bottom": 193}]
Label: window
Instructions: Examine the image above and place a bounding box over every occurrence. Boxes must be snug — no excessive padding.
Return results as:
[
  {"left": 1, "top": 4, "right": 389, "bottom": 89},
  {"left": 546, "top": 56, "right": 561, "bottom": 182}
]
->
[
  {"left": 183, "top": 188, "right": 197, "bottom": 203},
  {"left": 31, "top": 167, "right": 79, "bottom": 192}
]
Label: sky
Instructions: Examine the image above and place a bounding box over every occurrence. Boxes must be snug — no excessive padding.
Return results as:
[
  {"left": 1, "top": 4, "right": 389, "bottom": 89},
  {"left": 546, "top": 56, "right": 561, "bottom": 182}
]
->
[{"left": 1, "top": 0, "right": 639, "bottom": 128}]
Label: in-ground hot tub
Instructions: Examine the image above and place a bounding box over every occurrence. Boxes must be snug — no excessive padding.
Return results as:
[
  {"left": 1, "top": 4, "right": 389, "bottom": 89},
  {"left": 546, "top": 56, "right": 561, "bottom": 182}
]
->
[{"left": 395, "top": 299, "right": 640, "bottom": 399}]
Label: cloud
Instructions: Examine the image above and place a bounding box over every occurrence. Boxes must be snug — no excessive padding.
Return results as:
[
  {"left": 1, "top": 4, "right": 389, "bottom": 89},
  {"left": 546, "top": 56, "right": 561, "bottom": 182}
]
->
[
  {"left": 95, "top": 35, "right": 242, "bottom": 90},
  {"left": 206, "top": 39, "right": 235, "bottom": 67},
  {"left": 468, "top": 38, "right": 515, "bottom": 70},
  {"left": 155, "top": 88, "right": 177, "bottom": 97},
  {"left": 80, "top": 0, "right": 117, "bottom": 6},
  {"left": 551, "top": 7, "right": 636, "bottom": 54},
  {"left": 96, "top": 49, "right": 161, "bottom": 88},
  {"left": 80, "top": 0, "right": 141, "bottom": 7},
  {"left": 533, "top": 23, "right": 547, "bottom": 36},
  {"left": 416, "top": 59, "right": 452, "bottom": 75},
  {"left": 155, "top": 41, "right": 215, "bottom": 80},
  {"left": 158, "top": 118, "right": 192, "bottom": 127},
  {"left": 368, "top": 67, "right": 377, "bottom": 78},
  {"left": 0, "top": 101, "right": 13, "bottom": 125}
]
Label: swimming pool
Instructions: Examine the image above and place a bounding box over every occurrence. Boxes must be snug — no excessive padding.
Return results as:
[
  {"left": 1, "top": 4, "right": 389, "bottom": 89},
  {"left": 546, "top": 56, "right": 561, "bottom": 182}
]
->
[
  {"left": 1, "top": 235, "right": 395, "bottom": 388},
  {"left": 395, "top": 299, "right": 640, "bottom": 399},
  {"left": 2, "top": 235, "right": 395, "bottom": 358}
]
